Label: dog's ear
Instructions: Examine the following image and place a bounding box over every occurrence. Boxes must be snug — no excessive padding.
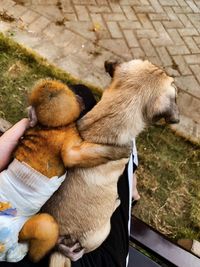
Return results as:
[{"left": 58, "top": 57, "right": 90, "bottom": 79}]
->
[{"left": 104, "top": 60, "right": 120, "bottom": 78}]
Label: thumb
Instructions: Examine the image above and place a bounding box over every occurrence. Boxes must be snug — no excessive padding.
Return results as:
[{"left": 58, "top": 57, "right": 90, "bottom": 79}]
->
[{"left": 0, "top": 119, "right": 30, "bottom": 171}]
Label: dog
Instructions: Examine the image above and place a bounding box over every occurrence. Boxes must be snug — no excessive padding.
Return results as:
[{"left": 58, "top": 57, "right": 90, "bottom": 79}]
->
[
  {"left": 0, "top": 80, "right": 129, "bottom": 263},
  {"left": 42, "top": 59, "right": 180, "bottom": 267}
]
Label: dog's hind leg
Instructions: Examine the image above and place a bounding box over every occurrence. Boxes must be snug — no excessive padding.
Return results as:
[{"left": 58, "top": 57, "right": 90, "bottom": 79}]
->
[
  {"left": 19, "top": 213, "right": 59, "bottom": 262},
  {"left": 50, "top": 252, "right": 71, "bottom": 267}
]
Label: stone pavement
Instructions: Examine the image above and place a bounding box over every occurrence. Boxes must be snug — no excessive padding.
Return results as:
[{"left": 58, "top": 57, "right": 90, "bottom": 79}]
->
[{"left": 0, "top": 0, "right": 199, "bottom": 143}]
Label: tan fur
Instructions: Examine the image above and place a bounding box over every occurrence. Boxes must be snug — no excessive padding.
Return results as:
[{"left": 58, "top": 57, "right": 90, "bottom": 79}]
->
[
  {"left": 14, "top": 80, "right": 129, "bottom": 261},
  {"left": 42, "top": 59, "right": 179, "bottom": 267}
]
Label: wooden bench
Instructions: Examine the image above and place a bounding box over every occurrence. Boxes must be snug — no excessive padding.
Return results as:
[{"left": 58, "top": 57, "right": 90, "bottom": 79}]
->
[{"left": 129, "top": 216, "right": 200, "bottom": 267}]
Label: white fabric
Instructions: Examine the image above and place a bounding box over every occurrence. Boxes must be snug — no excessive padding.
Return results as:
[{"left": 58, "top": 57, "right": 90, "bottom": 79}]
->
[
  {"left": 126, "top": 139, "right": 138, "bottom": 267},
  {"left": 0, "top": 159, "right": 65, "bottom": 262}
]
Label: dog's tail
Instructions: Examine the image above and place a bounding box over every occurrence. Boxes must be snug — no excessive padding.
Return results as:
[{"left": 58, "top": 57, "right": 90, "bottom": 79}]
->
[{"left": 49, "top": 252, "right": 71, "bottom": 267}]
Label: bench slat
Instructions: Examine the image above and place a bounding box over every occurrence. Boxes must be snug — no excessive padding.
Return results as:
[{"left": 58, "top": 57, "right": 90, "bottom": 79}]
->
[
  {"left": 128, "top": 246, "right": 161, "bottom": 267},
  {"left": 130, "top": 216, "right": 200, "bottom": 267}
]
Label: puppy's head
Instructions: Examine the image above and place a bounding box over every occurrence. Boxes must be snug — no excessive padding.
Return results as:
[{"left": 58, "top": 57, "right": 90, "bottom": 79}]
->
[
  {"left": 29, "top": 79, "right": 82, "bottom": 127},
  {"left": 105, "top": 59, "right": 180, "bottom": 125}
]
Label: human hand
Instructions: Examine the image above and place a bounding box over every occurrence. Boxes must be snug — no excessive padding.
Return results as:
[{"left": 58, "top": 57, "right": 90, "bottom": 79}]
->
[
  {"left": 57, "top": 236, "right": 85, "bottom": 262},
  {"left": 0, "top": 118, "right": 30, "bottom": 171}
]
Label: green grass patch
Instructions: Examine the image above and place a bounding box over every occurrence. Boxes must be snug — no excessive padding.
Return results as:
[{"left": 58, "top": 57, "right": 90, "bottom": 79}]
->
[
  {"left": 0, "top": 33, "right": 102, "bottom": 123},
  {"left": 0, "top": 33, "right": 199, "bottom": 241}
]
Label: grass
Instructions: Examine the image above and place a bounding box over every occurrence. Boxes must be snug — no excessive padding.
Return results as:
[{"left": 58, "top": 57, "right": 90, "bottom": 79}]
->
[
  {"left": 0, "top": 33, "right": 101, "bottom": 123},
  {"left": 0, "top": 33, "right": 200, "bottom": 242}
]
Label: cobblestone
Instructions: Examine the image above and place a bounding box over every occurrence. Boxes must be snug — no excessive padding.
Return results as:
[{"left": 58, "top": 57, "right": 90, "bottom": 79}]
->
[{"left": 0, "top": 0, "right": 199, "bottom": 142}]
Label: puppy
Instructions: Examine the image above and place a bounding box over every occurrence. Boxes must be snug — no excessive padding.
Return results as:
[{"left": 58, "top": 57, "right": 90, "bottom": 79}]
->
[
  {"left": 42, "top": 59, "right": 180, "bottom": 267},
  {"left": 0, "top": 80, "right": 129, "bottom": 263}
]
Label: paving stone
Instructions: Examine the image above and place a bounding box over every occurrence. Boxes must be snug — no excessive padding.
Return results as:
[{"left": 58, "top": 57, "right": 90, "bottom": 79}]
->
[
  {"left": 162, "top": 20, "right": 183, "bottom": 29},
  {"left": 133, "top": 6, "right": 154, "bottom": 13},
  {"left": 103, "top": 13, "right": 127, "bottom": 21},
  {"left": 90, "top": 13, "right": 107, "bottom": 30},
  {"left": 42, "top": 22, "right": 63, "bottom": 39},
  {"left": 159, "top": 0, "right": 179, "bottom": 6},
  {"left": 149, "top": 0, "right": 164, "bottom": 13},
  {"left": 186, "top": 0, "right": 200, "bottom": 13},
  {"left": 172, "top": 55, "right": 192, "bottom": 75},
  {"left": 13, "top": 30, "right": 44, "bottom": 49},
  {"left": 20, "top": 9, "right": 40, "bottom": 25},
  {"left": 87, "top": 5, "right": 111, "bottom": 13},
  {"left": 61, "top": 1, "right": 75, "bottom": 12},
  {"left": 99, "top": 39, "right": 132, "bottom": 60},
  {"left": 1, "top": 0, "right": 199, "bottom": 142},
  {"left": 165, "top": 66, "right": 180, "bottom": 77},
  {"left": 119, "top": 21, "right": 142, "bottom": 29},
  {"left": 63, "top": 13, "right": 78, "bottom": 21},
  {"left": 64, "top": 21, "right": 96, "bottom": 40},
  {"left": 0, "top": 0, "right": 15, "bottom": 10},
  {"left": 28, "top": 16, "right": 50, "bottom": 32},
  {"left": 167, "top": 29, "right": 184, "bottom": 45},
  {"left": 72, "top": 0, "right": 96, "bottom": 4},
  {"left": 109, "top": 2, "right": 122, "bottom": 13},
  {"left": 176, "top": 0, "right": 188, "bottom": 7},
  {"left": 183, "top": 36, "right": 200, "bottom": 53},
  {"left": 8, "top": 4, "right": 27, "bottom": 18},
  {"left": 151, "top": 21, "right": 174, "bottom": 46},
  {"left": 177, "top": 13, "right": 193, "bottom": 28},
  {"left": 171, "top": 115, "right": 200, "bottom": 144},
  {"left": 167, "top": 45, "right": 190, "bottom": 55},
  {"left": 131, "top": 47, "right": 145, "bottom": 59},
  {"left": 136, "top": 29, "right": 158, "bottom": 38},
  {"left": 30, "top": 5, "right": 63, "bottom": 20},
  {"left": 184, "top": 54, "right": 200, "bottom": 64},
  {"left": 34, "top": 40, "right": 64, "bottom": 61},
  {"left": 148, "top": 55, "right": 162, "bottom": 66},
  {"left": 156, "top": 46, "right": 172, "bottom": 66},
  {"left": 175, "top": 75, "right": 200, "bottom": 98},
  {"left": 194, "top": 37, "right": 200, "bottom": 45},
  {"left": 74, "top": 5, "right": 90, "bottom": 21},
  {"left": 140, "top": 38, "right": 157, "bottom": 57},
  {"left": 178, "top": 28, "right": 199, "bottom": 36},
  {"left": 124, "top": 30, "right": 140, "bottom": 47},
  {"left": 106, "top": 21, "right": 123, "bottom": 38},
  {"left": 190, "top": 64, "right": 200, "bottom": 83},
  {"left": 172, "top": 6, "right": 192, "bottom": 13},
  {"left": 121, "top": 6, "right": 137, "bottom": 20},
  {"left": 137, "top": 13, "right": 153, "bottom": 28},
  {"left": 177, "top": 91, "right": 200, "bottom": 123},
  {"left": 148, "top": 13, "right": 169, "bottom": 20}
]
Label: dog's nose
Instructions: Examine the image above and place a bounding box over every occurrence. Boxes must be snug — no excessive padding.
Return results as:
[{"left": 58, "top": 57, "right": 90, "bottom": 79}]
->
[{"left": 165, "top": 116, "right": 180, "bottom": 124}]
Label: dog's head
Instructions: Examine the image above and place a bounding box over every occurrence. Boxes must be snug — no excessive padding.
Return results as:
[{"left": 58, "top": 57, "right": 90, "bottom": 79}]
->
[{"left": 105, "top": 59, "right": 180, "bottom": 125}]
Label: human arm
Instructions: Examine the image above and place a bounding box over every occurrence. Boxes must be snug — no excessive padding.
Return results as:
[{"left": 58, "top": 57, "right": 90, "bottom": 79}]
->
[{"left": 0, "top": 119, "right": 30, "bottom": 171}]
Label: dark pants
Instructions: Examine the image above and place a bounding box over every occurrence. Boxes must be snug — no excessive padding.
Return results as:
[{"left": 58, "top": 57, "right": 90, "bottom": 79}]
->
[{"left": 0, "top": 165, "right": 130, "bottom": 267}]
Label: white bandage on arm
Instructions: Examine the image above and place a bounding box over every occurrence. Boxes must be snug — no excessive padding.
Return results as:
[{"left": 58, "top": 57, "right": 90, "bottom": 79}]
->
[{"left": 0, "top": 159, "right": 65, "bottom": 262}]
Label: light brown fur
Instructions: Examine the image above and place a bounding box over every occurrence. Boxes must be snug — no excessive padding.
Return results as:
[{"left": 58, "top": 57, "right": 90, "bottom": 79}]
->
[
  {"left": 12, "top": 80, "right": 129, "bottom": 262},
  {"left": 42, "top": 59, "right": 180, "bottom": 267}
]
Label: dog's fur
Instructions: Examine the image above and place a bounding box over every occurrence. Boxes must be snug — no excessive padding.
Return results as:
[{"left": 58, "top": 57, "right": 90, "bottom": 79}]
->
[
  {"left": 7, "top": 80, "right": 129, "bottom": 262},
  {"left": 42, "top": 59, "right": 180, "bottom": 267}
]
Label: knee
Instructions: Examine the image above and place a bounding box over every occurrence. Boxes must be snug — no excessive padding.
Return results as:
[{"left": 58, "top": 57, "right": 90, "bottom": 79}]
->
[{"left": 34, "top": 213, "right": 59, "bottom": 240}]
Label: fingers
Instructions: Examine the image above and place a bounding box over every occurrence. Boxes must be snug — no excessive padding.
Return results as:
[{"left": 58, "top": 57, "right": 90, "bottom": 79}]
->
[
  {"left": 2, "top": 118, "right": 30, "bottom": 142},
  {"left": 57, "top": 243, "right": 85, "bottom": 262},
  {"left": 0, "top": 119, "right": 30, "bottom": 171}
]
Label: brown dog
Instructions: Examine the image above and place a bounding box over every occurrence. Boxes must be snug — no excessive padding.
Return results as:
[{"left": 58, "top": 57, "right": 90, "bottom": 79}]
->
[{"left": 42, "top": 59, "right": 180, "bottom": 267}]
